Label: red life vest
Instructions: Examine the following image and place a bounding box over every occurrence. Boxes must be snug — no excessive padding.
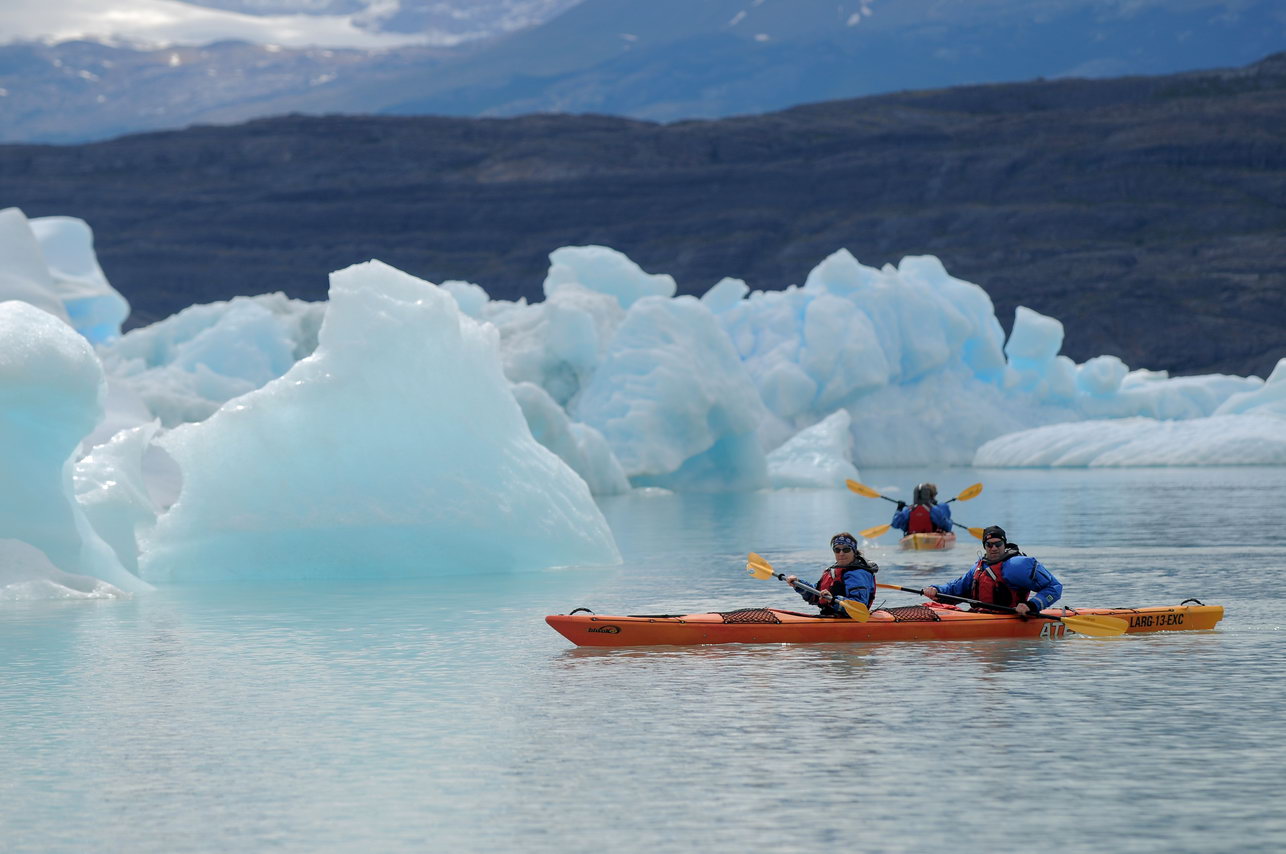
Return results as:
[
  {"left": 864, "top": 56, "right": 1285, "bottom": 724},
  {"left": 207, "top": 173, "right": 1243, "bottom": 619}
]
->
[
  {"left": 817, "top": 565, "right": 845, "bottom": 598},
  {"left": 970, "top": 559, "right": 1029, "bottom": 609},
  {"left": 907, "top": 505, "right": 934, "bottom": 533},
  {"left": 816, "top": 560, "right": 876, "bottom": 608}
]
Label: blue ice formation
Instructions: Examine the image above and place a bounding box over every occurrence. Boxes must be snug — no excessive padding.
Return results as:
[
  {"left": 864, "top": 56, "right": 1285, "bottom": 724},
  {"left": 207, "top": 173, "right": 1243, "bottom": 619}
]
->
[
  {"left": 141, "top": 260, "right": 621, "bottom": 582},
  {"left": 0, "top": 208, "right": 129, "bottom": 344},
  {"left": 1, "top": 206, "right": 1284, "bottom": 597},
  {"left": 0, "top": 300, "right": 150, "bottom": 595}
]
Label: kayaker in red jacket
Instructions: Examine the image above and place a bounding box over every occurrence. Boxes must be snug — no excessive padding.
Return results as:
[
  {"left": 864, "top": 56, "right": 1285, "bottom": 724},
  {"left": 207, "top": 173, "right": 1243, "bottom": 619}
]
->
[
  {"left": 922, "top": 525, "right": 1062, "bottom": 616},
  {"left": 785, "top": 532, "right": 878, "bottom": 617}
]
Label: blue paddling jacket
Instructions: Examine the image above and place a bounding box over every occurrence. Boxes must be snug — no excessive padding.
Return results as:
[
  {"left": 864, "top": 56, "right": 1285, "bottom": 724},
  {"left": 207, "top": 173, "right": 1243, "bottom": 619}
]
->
[
  {"left": 934, "top": 548, "right": 1063, "bottom": 612},
  {"left": 794, "top": 560, "right": 877, "bottom": 617},
  {"left": 891, "top": 502, "right": 953, "bottom": 534}
]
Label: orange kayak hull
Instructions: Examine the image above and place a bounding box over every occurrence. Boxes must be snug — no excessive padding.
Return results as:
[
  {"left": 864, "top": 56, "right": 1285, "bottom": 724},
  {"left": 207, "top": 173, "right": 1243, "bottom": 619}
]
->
[
  {"left": 545, "top": 604, "right": 1224, "bottom": 647},
  {"left": 900, "top": 532, "right": 957, "bottom": 550}
]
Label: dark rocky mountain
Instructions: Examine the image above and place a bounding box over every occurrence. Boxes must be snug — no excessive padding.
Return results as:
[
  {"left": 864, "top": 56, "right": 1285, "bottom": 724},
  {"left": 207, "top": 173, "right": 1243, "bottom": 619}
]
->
[
  {"left": 2, "top": 0, "right": 1282, "bottom": 143},
  {"left": 3, "top": 55, "right": 1284, "bottom": 377}
]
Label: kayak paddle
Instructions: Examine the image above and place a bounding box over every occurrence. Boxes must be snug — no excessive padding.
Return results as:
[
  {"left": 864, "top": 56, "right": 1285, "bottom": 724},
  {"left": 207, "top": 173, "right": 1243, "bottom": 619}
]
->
[
  {"left": 875, "top": 583, "right": 1128, "bottom": 637},
  {"left": 746, "top": 552, "right": 871, "bottom": 622},
  {"left": 848, "top": 481, "right": 985, "bottom": 539},
  {"left": 845, "top": 480, "right": 983, "bottom": 505}
]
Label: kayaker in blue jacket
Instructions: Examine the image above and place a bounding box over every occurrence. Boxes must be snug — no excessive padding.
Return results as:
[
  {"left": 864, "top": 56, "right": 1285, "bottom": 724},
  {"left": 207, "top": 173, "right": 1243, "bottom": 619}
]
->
[
  {"left": 891, "top": 482, "right": 953, "bottom": 534},
  {"left": 922, "top": 525, "right": 1062, "bottom": 617},
  {"left": 785, "top": 533, "right": 877, "bottom": 617}
]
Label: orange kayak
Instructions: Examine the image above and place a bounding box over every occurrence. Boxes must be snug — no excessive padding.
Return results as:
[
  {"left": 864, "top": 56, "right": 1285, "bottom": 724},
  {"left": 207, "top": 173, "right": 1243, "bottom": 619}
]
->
[
  {"left": 900, "top": 532, "right": 957, "bottom": 550},
  {"left": 545, "top": 603, "right": 1224, "bottom": 647}
]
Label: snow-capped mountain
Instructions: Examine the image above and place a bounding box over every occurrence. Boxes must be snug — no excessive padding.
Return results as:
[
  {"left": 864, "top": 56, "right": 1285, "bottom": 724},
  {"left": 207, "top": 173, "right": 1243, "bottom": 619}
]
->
[{"left": 1, "top": 0, "right": 1282, "bottom": 142}]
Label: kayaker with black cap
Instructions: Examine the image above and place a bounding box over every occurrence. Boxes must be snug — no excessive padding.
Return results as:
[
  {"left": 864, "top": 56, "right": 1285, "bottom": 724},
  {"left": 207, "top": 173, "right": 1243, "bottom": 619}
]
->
[
  {"left": 922, "top": 525, "right": 1062, "bottom": 617},
  {"left": 784, "top": 532, "right": 878, "bottom": 618}
]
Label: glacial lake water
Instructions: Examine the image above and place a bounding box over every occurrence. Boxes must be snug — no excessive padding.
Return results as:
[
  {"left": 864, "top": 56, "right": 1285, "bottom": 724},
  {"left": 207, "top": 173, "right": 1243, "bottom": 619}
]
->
[{"left": 2, "top": 466, "right": 1284, "bottom": 853}]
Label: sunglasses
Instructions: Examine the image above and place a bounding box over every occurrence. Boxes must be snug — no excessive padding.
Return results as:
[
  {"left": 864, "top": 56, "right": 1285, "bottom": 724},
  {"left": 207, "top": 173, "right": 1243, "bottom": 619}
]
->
[
  {"left": 983, "top": 540, "right": 1005, "bottom": 547},
  {"left": 833, "top": 547, "right": 854, "bottom": 553}
]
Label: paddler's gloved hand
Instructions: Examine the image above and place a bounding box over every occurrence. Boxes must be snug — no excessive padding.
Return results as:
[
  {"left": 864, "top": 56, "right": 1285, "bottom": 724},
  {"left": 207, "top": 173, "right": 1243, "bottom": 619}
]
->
[
  {"left": 896, "top": 501, "right": 906, "bottom": 511},
  {"left": 1024, "top": 600, "right": 1043, "bottom": 617}
]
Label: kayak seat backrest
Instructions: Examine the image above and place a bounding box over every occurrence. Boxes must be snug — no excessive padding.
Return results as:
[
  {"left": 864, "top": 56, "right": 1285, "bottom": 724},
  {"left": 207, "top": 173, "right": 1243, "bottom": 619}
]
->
[{"left": 719, "top": 608, "right": 783, "bottom": 624}]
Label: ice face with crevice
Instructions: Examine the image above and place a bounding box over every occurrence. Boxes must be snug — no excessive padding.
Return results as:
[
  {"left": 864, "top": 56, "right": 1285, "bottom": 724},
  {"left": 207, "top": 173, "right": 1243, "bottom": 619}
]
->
[
  {"left": 140, "top": 261, "right": 621, "bottom": 582},
  {"left": 0, "top": 300, "right": 150, "bottom": 594}
]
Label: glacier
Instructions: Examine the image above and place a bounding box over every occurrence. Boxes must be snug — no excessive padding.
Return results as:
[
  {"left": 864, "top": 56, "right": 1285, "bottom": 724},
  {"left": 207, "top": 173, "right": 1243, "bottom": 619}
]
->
[{"left": 0, "top": 205, "right": 1283, "bottom": 597}]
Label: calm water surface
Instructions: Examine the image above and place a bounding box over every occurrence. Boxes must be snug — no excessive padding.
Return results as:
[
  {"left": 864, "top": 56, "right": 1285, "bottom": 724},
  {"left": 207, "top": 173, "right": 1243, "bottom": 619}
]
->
[{"left": 2, "top": 467, "right": 1284, "bottom": 853}]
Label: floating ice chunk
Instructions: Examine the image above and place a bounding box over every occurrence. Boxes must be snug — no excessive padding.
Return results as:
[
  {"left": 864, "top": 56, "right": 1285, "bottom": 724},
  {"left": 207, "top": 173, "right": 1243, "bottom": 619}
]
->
[
  {"left": 898, "top": 255, "right": 1007, "bottom": 382},
  {"left": 98, "top": 293, "right": 323, "bottom": 427},
  {"left": 974, "top": 415, "right": 1286, "bottom": 466},
  {"left": 0, "top": 208, "right": 71, "bottom": 324},
  {"left": 512, "top": 381, "right": 629, "bottom": 495},
  {"left": 1213, "top": 357, "right": 1286, "bottom": 417},
  {"left": 573, "top": 295, "right": 769, "bottom": 490},
  {"left": 799, "top": 292, "right": 890, "bottom": 408},
  {"left": 543, "top": 245, "right": 677, "bottom": 308},
  {"left": 767, "top": 409, "right": 860, "bottom": 488},
  {"left": 0, "top": 300, "right": 149, "bottom": 593},
  {"left": 1004, "top": 306, "right": 1064, "bottom": 393},
  {"left": 31, "top": 215, "right": 130, "bottom": 344},
  {"left": 700, "top": 277, "right": 749, "bottom": 314},
  {"left": 1076, "top": 355, "right": 1129, "bottom": 397},
  {"left": 0, "top": 539, "right": 129, "bottom": 600},
  {"left": 142, "top": 260, "right": 620, "bottom": 582},
  {"left": 441, "top": 280, "right": 489, "bottom": 317},
  {"left": 802, "top": 247, "right": 880, "bottom": 298},
  {"left": 848, "top": 369, "right": 1048, "bottom": 467},
  {"left": 488, "top": 283, "right": 625, "bottom": 406}
]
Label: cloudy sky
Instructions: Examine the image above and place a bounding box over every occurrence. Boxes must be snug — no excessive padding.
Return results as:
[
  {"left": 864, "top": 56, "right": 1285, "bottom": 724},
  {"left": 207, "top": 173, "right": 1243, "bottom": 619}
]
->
[{"left": 0, "top": 0, "right": 578, "bottom": 49}]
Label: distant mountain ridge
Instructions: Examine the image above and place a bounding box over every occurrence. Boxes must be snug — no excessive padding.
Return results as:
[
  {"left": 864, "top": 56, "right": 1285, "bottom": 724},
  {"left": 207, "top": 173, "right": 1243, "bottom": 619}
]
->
[
  {"left": 1, "top": 0, "right": 1283, "bottom": 143},
  {"left": 3, "top": 54, "right": 1284, "bottom": 378}
]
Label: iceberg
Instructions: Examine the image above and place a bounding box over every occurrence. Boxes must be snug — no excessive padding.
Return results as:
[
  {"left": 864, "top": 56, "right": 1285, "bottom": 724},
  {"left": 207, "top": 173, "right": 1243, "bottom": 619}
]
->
[
  {"left": 97, "top": 292, "right": 323, "bottom": 428},
  {"left": 0, "top": 300, "right": 150, "bottom": 595},
  {"left": 2, "top": 208, "right": 1284, "bottom": 595},
  {"left": 766, "top": 409, "right": 861, "bottom": 488},
  {"left": 974, "top": 415, "right": 1286, "bottom": 467},
  {"left": 141, "top": 261, "right": 621, "bottom": 582},
  {"left": 0, "top": 539, "right": 129, "bottom": 600},
  {"left": 0, "top": 207, "right": 130, "bottom": 344},
  {"left": 572, "top": 295, "right": 769, "bottom": 492}
]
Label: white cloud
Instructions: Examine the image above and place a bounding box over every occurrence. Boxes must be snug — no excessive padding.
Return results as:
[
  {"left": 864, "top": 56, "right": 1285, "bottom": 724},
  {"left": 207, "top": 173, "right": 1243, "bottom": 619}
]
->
[{"left": 0, "top": 0, "right": 438, "bottom": 49}]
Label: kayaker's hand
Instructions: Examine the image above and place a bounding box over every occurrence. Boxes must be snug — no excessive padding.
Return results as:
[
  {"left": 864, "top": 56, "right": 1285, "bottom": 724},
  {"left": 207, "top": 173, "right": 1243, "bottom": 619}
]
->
[
  {"left": 818, "top": 590, "right": 833, "bottom": 602},
  {"left": 896, "top": 501, "right": 907, "bottom": 511},
  {"left": 923, "top": 586, "right": 939, "bottom": 601},
  {"left": 785, "top": 575, "right": 798, "bottom": 586},
  {"left": 1015, "top": 602, "right": 1035, "bottom": 618}
]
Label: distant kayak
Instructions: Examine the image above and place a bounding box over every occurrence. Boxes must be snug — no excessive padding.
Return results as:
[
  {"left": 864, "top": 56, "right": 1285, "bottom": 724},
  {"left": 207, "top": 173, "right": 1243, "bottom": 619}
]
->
[
  {"left": 899, "top": 532, "right": 956, "bottom": 550},
  {"left": 546, "top": 603, "right": 1223, "bottom": 647}
]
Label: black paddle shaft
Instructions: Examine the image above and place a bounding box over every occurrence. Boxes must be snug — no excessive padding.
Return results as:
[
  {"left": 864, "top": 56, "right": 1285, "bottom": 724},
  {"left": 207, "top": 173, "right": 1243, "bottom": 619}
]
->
[{"left": 884, "top": 584, "right": 1043, "bottom": 619}]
